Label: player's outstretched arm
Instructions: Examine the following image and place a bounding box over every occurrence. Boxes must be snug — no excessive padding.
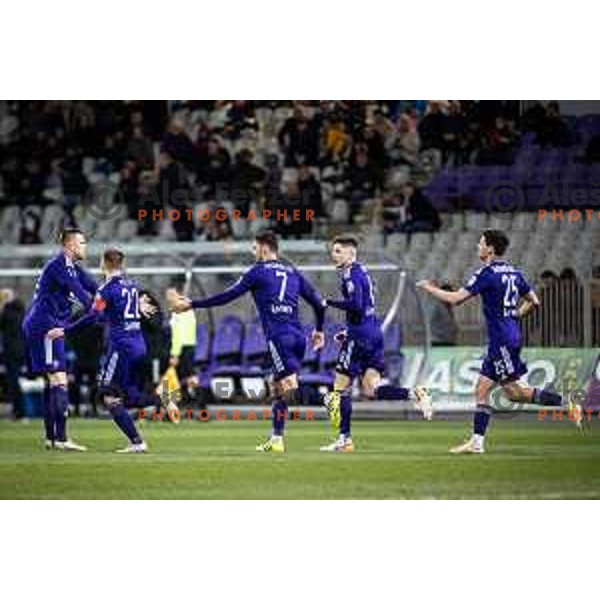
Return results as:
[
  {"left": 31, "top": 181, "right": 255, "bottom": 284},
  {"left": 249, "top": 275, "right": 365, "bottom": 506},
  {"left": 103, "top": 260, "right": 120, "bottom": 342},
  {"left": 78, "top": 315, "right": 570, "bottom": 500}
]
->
[
  {"left": 417, "top": 280, "right": 472, "bottom": 306},
  {"left": 63, "top": 294, "right": 107, "bottom": 335},
  {"left": 180, "top": 267, "right": 257, "bottom": 312}
]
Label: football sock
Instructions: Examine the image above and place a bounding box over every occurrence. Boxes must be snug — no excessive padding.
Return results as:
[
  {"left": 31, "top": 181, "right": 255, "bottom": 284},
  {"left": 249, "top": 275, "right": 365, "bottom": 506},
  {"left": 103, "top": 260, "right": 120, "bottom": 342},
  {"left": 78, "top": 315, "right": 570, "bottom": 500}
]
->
[
  {"left": 272, "top": 397, "right": 288, "bottom": 437},
  {"left": 43, "top": 386, "right": 55, "bottom": 442},
  {"left": 340, "top": 392, "right": 353, "bottom": 437},
  {"left": 473, "top": 405, "right": 492, "bottom": 437},
  {"left": 51, "top": 385, "right": 69, "bottom": 443},
  {"left": 375, "top": 385, "right": 410, "bottom": 401},
  {"left": 109, "top": 403, "right": 142, "bottom": 444},
  {"left": 533, "top": 388, "right": 563, "bottom": 406}
]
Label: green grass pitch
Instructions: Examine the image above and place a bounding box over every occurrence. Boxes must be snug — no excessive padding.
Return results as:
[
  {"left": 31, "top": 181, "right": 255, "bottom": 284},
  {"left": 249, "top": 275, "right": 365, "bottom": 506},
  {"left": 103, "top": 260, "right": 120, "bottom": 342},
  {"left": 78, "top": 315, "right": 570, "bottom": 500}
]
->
[{"left": 1, "top": 418, "right": 599, "bottom": 499}]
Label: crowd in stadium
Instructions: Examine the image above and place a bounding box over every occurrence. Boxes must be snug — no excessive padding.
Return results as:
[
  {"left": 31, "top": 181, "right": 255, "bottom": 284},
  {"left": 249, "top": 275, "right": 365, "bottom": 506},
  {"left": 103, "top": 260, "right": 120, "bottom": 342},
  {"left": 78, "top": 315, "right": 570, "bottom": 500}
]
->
[{"left": 0, "top": 100, "right": 580, "bottom": 243}]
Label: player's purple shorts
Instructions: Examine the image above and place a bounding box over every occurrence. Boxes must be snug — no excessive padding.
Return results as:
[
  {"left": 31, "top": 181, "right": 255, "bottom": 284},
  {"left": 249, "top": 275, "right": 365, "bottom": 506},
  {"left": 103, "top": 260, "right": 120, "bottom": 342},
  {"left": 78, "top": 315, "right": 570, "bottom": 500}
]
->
[
  {"left": 23, "top": 328, "right": 66, "bottom": 374},
  {"left": 98, "top": 338, "right": 147, "bottom": 404},
  {"left": 267, "top": 331, "right": 306, "bottom": 381},
  {"left": 336, "top": 332, "right": 386, "bottom": 379},
  {"left": 480, "top": 344, "right": 527, "bottom": 383}
]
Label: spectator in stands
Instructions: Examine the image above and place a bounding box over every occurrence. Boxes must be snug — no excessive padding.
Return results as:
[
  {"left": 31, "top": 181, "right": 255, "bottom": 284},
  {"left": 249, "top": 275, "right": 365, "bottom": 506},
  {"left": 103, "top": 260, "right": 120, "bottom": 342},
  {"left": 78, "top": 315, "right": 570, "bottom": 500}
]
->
[
  {"left": 199, "top": 198, "right": 233, "bottom": 241},
  {"left": 297, "top": 164, "right": 325, "bottom": 221},
  {"left": 118, "top": 161, "right": 141, "bottom": 219},
  {"left": 228, "top": 149, "right": 265, "bottom": 218},
  {"left": 137, "top": 170, "right": 159, "bottom": 237},
  {"left": 345, "top": 148, "right": 377, "bottom": 222},
  {"left": 536, "top": 102, "right": 570, "bottom": 148},
  {"left": 0, "top": 288, "right": 25, "bottom": 419},
  {"left": 397, "top": 182, "right": 441, "bottom": 234},
  {"left": 477, "top": 117, "right": 517, "bottom": 165},
  {"left": 442, "top": 101, "right": 468, "bottom": 165},
  {"left": 198, "top": 135, "right": 231, "bottom": 200},
  {"left": 262, "top": 153, "right": 283, "bottom": 209},
  {"left": 224, "top": 100, "right": 258, "bottom": 139},
  {"left": 418, "top": 101, "right": 447, "bottom": 151},
  {"left": 98, "top": 132, "right": 126, "bottom": 173},
  {"left": 126, "top": 125, "right": 155, "bottom": 170},
  {"left": 362, "top": 124, "right": 387, "bottom": 188},
  {"left": 391, "top": 114, "right": 421, "bottom": 166},
  {"left": 278, "top": 105, "right": 319, "bottom": 167},
  {"left": 19, "top": 206, "right": 42, "bottom": 244},
  {"left": 272, "top": 178, "right": 303, "bottom": 237},
  {"left": 322, "top": 115, "right": 350, "bottom": 165},
  {"left": 161, "top": 117, "right": 196, "bottom": 168}
]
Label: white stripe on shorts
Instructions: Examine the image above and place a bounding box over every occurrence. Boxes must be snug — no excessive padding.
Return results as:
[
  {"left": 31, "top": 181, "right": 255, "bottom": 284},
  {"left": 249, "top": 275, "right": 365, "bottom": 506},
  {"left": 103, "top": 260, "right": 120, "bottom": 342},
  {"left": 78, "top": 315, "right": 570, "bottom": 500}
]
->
[
  {"left": 103, "top": 352, "right": 119, "bottom": 384},
  {"left": 44, "top": 335, "right": 53, "bottom": 366},
  {"left": 268, "top": 341, "right": 284, "bottom": 373}
]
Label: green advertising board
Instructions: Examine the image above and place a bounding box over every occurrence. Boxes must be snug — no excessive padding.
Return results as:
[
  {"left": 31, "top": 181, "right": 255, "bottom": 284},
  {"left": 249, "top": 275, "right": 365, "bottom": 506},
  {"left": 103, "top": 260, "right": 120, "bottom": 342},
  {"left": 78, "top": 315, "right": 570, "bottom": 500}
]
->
[{"left": 400, "top": 347, "right": 598, "bottom": 411}]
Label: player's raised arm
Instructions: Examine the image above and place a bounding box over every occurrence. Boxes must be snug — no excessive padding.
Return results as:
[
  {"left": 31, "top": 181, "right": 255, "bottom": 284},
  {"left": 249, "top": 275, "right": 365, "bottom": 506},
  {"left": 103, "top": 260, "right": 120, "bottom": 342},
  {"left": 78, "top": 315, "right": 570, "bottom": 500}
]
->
[
  {"left": 298, "top": 272, "right": 325, "bottom": 332},
  {"left": 417, "top": 280, "right": 473, "bottom": 306},
  {"left": 178, "top": 266, "right": 258, "bottom": 311}
]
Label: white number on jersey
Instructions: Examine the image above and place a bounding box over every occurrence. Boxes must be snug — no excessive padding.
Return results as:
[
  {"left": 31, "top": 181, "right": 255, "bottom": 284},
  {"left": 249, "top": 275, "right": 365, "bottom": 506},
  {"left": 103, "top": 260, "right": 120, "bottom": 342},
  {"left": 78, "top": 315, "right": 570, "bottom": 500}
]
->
[
  {"left": 275, "top": 270, "right": 288, "bottom": 302},
  {"left": 122, "top": 288, "right": 141, "bottom": 319},
  {"left": 502, "top": 274, "right": 519, "bottom": 312}
]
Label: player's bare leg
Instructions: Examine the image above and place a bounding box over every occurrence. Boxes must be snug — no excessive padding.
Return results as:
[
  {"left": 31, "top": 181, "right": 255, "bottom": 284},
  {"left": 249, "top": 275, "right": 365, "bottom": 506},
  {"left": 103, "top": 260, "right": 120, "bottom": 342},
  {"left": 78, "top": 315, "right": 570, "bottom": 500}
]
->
[
  {"left": 48, "top": 371, "right": 87, "bottom": 451},
  {"left": 323, "top": 372, "right": 350, "bottom": 432},
  {"left": 105, "top": 396, "right": 147, "bottom": 453},
  {"left": 320, "top": 372, "right": 354, "bottom": 452},
  {"left": 368, "top": 370, "right": 433, "bottom": 420},
  {"left": 256, "top": 374, "right": 297, "bottom": 453},
  {"left": 450, "top": 376, "right": 493, "bottom": 454}
]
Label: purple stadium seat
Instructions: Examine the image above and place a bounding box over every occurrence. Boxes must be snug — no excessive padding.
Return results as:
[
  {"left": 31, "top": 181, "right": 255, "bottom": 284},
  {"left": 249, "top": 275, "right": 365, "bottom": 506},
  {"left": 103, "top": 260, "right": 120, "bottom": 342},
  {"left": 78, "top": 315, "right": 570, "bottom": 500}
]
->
[
  {"left": 209, "top": 315, "right": 245, "bottom": 376},
  {"left": 242, "top": 322, "right": 267, "bottom": 363},
  {"left": 193, "top": 322, "right": 211, "bottom": 364}
]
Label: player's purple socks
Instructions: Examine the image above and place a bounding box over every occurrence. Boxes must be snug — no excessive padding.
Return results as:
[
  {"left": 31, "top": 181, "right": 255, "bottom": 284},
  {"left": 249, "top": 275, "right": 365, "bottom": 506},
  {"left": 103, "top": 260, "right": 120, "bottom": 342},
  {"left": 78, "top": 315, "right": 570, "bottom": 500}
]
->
[
  {"left": 272, "top": 398, "right": 288, "bottom": 436},
  {"left": 50, "top": 385, "right": 69, "bottom": 442},
  {"left": 533, "top": 388, "right": 562, "bottom": 406},
  {"left": 375, "top": 385, "right": 410, "bottom": 401},
  {"left": 473, "top": 405, "right": 492, "bottom": 436},
  {"left": 109, "top": 403, "right": 142, "bottom": 444},
  {"left": 43, "top": 386, "right": 55, "bottom": 441},
  {"left": 340, "top": 392, "right": 353, "bottom": 437}
]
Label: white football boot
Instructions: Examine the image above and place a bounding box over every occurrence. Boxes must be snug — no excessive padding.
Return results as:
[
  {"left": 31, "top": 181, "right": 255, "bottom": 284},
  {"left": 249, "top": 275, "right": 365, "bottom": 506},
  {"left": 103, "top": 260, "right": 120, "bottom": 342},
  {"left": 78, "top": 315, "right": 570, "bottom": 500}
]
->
[
  {"left": 115, "top": 441, "right": 148, "bottom": 454},
  {"left": 449, "top": 436, "right": 484, "bottom": 454},
  {"left": 54, "top": 439, "right": 88, "bottom": 452},
  {"left": 319, "top": 436, "right": 354, "bottom": 453}
]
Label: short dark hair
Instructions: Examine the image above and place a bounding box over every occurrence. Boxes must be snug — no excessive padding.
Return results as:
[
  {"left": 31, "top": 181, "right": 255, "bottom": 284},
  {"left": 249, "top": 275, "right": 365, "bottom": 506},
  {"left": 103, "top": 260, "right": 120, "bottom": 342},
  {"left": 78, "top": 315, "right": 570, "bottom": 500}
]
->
[
  {"left": 255, "top": 230, "right": 279, "bottom": 253},
  {"left": 103, "top": 247, "right": 125, "bottom": 270},
  {"left": 332, "top": 234, "right": 359, "bottom": 249},
  {"left": 482, "top": 229, "right": 509, "bottom": 256},
  {"left": 60, "top": 228, "right": 84, "bottom": 245}
]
